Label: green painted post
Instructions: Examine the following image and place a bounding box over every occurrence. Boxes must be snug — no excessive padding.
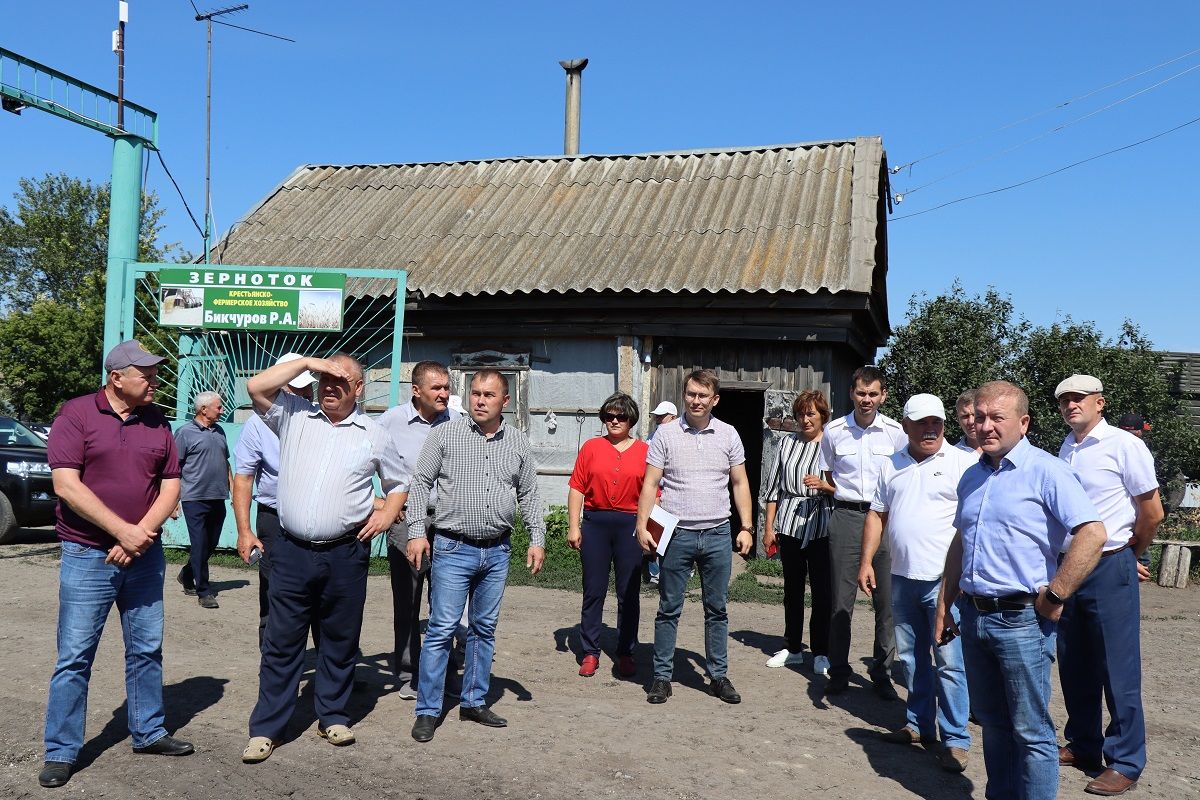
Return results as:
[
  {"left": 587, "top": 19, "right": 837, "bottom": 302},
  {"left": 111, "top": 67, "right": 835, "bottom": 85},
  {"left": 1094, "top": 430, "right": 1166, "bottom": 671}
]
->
[{"left": 103, "top": 135, "right": 145, "bottom": 361}]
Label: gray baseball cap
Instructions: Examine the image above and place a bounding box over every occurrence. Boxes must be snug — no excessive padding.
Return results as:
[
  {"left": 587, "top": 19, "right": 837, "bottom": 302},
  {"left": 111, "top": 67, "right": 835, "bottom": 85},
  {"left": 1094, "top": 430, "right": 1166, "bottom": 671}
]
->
[{"left": 104, "top": 340, "right": 166, "bottom": 372}]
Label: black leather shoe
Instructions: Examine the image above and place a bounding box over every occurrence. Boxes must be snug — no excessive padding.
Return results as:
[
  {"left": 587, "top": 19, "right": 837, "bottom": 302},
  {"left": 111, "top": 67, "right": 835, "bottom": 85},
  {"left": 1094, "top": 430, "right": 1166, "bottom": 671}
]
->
[
  {"left": 133, "top": 735, "right": 195, "bottom": 756},
  {"left": 646, "top": 678, "right": 672, "bottom": 704},
  {"left": 198, "top": 595, "right": 219, "bottom": 609},
  {"left": 825, "top": 674, "right": 850, "bottom": 695},
  {"left": 412, "top": 715, "right": 439, "bottom": 742},
  {"left": 710, "top": 677, "right": 742, "bottom": 704},
  {"left": 38, "top": 761, "right": 71, "bottom": 788},
  {"left": 176, "top": 573, "right": 197, "bottom": 596},
  {"left": 873, "top": 678, "right": 900, "bottom": 702},
  {"left": 460, "top": 705, "right": 507, "bottom": 727}
]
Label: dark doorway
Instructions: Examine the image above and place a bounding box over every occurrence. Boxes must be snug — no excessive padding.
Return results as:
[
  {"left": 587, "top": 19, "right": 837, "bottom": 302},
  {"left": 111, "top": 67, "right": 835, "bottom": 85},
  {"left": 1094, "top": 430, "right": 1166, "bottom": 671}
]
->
[{"left": 712, "top": 389, "right": 765, "bottom": 537}]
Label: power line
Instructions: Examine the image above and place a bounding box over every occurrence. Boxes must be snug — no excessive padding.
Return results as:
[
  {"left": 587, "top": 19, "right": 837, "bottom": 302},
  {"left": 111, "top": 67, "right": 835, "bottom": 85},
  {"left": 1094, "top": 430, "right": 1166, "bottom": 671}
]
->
[
  {"left": 890, "top": 114, "right": 1200, "bottom": 221},
  {"left": 890, "top": 44, "right": 1200, "bottom": 175}
]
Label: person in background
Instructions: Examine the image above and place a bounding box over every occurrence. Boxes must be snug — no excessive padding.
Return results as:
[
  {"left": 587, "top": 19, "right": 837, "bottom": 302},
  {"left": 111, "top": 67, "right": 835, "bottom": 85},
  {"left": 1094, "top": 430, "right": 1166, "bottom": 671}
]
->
[
  {"left": 646, "top": 401, "right": 678, "bottom": 585},
  {"left": 953, "top": 390, "right": 981, "bottom": 453},
  {"left": 762, "top": 390, "right": 835, "bottom": 675},
  {"left": 1116, "top": 412, "right": 1149, "bottom": 439},
  {"left": 1055, "top": 375, "right": 1163, "bottom": 796},
  {"left": 567, "top": 392, "right": 649, "bottom": 679},
  {"left": 174, "top": 391, "right": 231, "bottom": 609}
]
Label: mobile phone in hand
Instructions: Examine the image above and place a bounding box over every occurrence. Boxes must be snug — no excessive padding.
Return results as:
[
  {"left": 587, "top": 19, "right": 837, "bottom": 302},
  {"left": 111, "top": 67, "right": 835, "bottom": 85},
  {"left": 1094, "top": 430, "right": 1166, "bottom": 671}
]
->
[
  {"left": 248, "top": 546, "right": 262, "bottom": 566},
  {"left": 938, "top": 627, "right": 958, "bottom": 646}
]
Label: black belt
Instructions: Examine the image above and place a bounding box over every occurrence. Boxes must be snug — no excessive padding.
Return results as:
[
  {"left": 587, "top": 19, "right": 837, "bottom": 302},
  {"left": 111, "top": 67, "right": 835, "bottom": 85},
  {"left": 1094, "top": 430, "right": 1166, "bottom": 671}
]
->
[
  {"left": 257, "top": 503, "right": 278, "bottom": 516},
  {"left": 431, "top": 527, "right": 509, "bottom": 548},
  {"left": 280, "top": 528, "right": 359, "bottom": 550},
  {"left": 834, "top": 500, "right": 872, "bottom": 512},
  {"left": 964, "top": 592, "right": 1037, "bottom": 613},
  {"left": 1101, "top": 543, "right": 1131, "bottom": 558}
]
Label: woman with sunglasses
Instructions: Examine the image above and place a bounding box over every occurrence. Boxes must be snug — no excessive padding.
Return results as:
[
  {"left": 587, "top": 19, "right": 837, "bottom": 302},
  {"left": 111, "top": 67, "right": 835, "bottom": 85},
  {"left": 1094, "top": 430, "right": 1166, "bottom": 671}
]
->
[
  {"left": 566, "top": 392, "right": 649, "bottom": 678},
  {"left": 762, "top": 390, "right": 836, "bottom": 675}
]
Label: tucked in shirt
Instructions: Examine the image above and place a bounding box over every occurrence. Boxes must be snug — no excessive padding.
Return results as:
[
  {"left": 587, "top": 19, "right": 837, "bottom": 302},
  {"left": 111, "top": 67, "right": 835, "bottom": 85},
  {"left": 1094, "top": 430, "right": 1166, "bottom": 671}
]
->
[
  {"left": 174, "top": 419, "right": 230, "bottom": 501},
  {"left": 234, "top": 413, "right": 281, "bottom": 509},
  {"left": 955, "top": 436, "right": 1100, "bottom": 597},
  {"left": 568, "top": 437, "right": 650, "bottom": 513},
  {"left": 376, "top": 400, "right": 459, "bottom": 506},
  {"left": 48, "top": 390, "right": 181, "bottom": 550},
  {"left": 406, "top": 415, "right": 546, "bottom": 547},
  {"left": 763, "top": 434, "right": 830, "bottom": 548},
  {"left": 871, "top": 440, "right": 976, "bottom": 580},
  {"left": 646, "top": 415, "right": 745, "bottom": 530},
  {"left": 819, "top": 413, "right": 907, "bottom": 503},
  {"left": 264, "top": 392, "right": 404, "bottom": 542},
  {"left": 1058, "top": 418, "right": 1158, "bottom": 552}
]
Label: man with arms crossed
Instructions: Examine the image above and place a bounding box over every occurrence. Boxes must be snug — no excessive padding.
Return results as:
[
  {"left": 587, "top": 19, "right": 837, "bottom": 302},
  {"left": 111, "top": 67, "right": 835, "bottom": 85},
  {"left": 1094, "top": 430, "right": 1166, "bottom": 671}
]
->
[
  {"left": 636, "top": 370, "right": 753, "bottom": 706},
  {"left": 407, "top": 369, "right": 545, "bottom": 742},
  {"left": 935, "top": 380, "right": 1106, "bottom": 800},
  {"left": 859, "top": 394, "right": 975, "bottom": 772},
  {"left": 377, "top": 360, "right": 459, "bottom": 700},
  {"left": 242, "top": 353, "right": 404, "bottom": 762},
  {"left": 820, "top": 365, "right": 907, "bottom": 698},
  {"left": 40, "top": 340, "right": 193, "bottom": 788},
  {"left": 1055, "top": 375, "right": 1163, "bottom": 796}
]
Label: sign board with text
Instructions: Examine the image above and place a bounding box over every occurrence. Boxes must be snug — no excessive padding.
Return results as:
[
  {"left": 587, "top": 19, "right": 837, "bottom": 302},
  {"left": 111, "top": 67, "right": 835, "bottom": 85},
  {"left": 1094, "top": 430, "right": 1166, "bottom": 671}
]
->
[{"left": 157, "top": 267, "right": 346, "bottom": 331}]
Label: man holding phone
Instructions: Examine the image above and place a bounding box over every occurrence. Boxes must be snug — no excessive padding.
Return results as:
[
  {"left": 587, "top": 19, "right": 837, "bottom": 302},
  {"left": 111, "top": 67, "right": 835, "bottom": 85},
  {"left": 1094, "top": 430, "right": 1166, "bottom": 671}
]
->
[{"left": 858, "top": 394, "right": 976, "bottom": 772}]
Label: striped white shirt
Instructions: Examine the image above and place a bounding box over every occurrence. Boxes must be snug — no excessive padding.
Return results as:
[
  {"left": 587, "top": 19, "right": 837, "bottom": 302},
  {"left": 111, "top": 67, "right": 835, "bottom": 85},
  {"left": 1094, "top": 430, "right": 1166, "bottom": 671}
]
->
[
  {"left": 264, "top": 392, "right": 404, "bottom": 541},
  {"left": 764, "top": 434, "right": 830, "bottom": 547}
]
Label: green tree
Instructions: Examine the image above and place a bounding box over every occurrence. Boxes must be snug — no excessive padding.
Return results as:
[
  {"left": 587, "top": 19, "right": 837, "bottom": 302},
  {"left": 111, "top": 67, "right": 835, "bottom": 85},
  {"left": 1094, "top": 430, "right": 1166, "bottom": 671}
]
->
[{"left": 0, "top": 174, "right": 187, "bottom": 418}]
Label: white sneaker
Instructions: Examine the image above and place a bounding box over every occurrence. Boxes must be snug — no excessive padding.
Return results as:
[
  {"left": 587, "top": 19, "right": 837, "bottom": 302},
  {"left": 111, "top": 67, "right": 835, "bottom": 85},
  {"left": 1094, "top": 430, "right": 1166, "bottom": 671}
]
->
[
  {"left": 766, "top": 649, "right": 805, "bottom": 668},
  {"left": 813, "top": 655, "right": 830, "bottom": 676}
]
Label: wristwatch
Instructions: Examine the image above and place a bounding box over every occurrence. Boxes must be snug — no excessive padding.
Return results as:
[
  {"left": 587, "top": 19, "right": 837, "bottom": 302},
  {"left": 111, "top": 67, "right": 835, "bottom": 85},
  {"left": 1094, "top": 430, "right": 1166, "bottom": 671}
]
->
[
  {"left": 1044, "top": 588, "right": 1065, "bottom": 606},
  {"left": 739, "top": 524, "right": 753, "bottom": 533}
]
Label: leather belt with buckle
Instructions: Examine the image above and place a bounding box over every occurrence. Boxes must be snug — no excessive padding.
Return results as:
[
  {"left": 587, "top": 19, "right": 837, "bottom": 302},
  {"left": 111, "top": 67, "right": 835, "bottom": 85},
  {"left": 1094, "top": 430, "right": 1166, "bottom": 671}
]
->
[{"left": 964, "top": 593, "right": 1037, "bottom": 613}]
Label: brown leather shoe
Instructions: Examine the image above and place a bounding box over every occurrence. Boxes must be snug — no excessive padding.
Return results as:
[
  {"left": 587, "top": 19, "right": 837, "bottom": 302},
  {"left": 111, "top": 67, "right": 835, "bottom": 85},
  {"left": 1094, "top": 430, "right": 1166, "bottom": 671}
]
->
[
  {"left": 1059, "top": 745, "right": 1103, "bottom": 771},
  {"left": 938, "top": 746, "right": 969, "bottom": 772},
  {"left": 879, "top": 727, "right": 933, "bottom": 745},
  {"left": 1085, "top": 768, "right": 1137, "bottom": 796}
]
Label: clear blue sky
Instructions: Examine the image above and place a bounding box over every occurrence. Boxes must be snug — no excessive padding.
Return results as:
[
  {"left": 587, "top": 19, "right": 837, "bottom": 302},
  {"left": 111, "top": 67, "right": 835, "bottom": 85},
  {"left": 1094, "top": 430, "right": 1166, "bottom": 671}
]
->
[{"left": 4, "top": 1, "right": 1198, "bottom": 351}]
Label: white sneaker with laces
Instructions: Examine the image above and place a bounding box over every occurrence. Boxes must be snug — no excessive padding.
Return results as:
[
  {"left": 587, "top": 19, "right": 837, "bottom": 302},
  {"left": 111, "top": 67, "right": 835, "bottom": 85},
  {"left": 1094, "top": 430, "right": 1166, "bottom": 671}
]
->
[
  {"left": 766, "top": 649, "right": 805, "bottom": 668},
  {"left": 813, "top": 655, "right": 831, "bottom": 676}
]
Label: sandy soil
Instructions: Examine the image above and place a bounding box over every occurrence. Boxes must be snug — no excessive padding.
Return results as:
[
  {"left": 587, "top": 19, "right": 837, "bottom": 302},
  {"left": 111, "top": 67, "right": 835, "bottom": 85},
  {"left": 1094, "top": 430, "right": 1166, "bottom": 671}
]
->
[{"left": 1, "top": 527, "right": 1198, "bottom": 799}]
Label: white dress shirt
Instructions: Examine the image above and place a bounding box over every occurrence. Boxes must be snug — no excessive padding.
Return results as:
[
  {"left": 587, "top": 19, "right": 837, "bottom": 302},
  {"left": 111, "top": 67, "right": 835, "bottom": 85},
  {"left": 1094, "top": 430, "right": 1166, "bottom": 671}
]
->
[{"left": 819, "top": 412, "right": 907, "bottom": 503}]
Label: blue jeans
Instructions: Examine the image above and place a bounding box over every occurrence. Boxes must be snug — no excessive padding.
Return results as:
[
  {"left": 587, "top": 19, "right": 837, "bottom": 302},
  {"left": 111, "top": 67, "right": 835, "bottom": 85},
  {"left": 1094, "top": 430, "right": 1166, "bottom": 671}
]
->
[
  {"left": 45, "top": 540, "right": 168, "bottom": 764},
  {"left": 653, "top": 522, "right": 733, "bottom": 682},
  {"left": 415, "top": 533, "right": 511, "bottom": 717},
  {"left": 891, "top": 576, "right": 971, "bottom": 749},
  {"left": 960, "top": 602, "right": 1058, "bottom": 800}
]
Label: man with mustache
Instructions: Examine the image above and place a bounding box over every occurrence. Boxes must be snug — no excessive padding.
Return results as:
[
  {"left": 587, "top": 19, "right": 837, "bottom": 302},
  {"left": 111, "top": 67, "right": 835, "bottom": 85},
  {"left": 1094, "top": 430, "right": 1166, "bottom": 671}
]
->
[{"left": 859, "top": 394, "right": 976, "bottom": 772}]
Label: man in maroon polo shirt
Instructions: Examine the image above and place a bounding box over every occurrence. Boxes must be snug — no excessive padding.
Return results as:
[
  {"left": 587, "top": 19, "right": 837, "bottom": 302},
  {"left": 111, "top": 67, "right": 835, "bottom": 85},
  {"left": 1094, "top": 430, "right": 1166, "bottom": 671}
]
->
[{"left": 38, "top": 340, "right": 195, "bottom": 789}]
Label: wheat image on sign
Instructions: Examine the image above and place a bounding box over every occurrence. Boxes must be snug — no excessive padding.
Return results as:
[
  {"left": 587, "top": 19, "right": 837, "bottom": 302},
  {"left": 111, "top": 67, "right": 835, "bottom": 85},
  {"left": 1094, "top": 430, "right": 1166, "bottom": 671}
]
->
[{"left": 298, "top": 290, "right": 342, "bottom": 330}]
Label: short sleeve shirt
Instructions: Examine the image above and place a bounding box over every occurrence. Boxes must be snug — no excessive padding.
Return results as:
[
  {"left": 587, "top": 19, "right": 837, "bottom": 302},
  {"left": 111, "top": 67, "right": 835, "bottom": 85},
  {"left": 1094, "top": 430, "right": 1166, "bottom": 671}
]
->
[
  {"left": 1058, "top": 418, "right": 1158, "bottom": 552},
  {"left": 568, "top": 437, "right": 650, "bottom": 513},
  {"left": 646, "top": 415, "right": 745, "bottom": 529},
  {"left": 819, "top": 413, "right": 908, "bottom": 503},
  {"left": 47, "top": 390, "right": 181, "bottom": 550},
  {"left": 234, "top": 413, "right": 281, "bottom": 508},
  {"left": 174, "top": 419, "right": 230, "bottom": 501}
]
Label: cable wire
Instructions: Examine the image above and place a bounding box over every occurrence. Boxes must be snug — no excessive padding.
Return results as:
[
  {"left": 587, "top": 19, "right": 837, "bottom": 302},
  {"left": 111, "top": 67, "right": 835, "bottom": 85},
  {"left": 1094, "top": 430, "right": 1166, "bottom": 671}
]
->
[
  {"left": 152, "top": 149, "right": 206, "bottom": 237},
  {"left": 890, "top": 114, "right": 1200, "bottom": 221}
]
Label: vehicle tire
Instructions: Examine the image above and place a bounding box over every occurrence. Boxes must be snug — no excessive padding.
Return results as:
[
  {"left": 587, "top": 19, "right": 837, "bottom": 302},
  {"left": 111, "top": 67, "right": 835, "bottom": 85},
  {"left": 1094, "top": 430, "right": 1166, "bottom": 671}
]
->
[{"left": 0, "top": 493, "right": 18, "bottom": 545}]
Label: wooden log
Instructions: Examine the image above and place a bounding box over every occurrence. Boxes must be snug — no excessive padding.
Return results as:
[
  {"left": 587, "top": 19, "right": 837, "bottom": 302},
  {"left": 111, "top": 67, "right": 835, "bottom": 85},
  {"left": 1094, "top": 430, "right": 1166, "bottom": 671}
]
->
[{"left": 1157, "top": 544, "right": 1192, "bottom": 589}]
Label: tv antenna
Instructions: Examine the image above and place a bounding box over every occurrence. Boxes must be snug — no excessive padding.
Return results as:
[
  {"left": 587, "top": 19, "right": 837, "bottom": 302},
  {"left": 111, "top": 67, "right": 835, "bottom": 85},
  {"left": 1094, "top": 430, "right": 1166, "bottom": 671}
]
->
[{"left": 189, "top": 2, "right": 294, "bottom": 263}]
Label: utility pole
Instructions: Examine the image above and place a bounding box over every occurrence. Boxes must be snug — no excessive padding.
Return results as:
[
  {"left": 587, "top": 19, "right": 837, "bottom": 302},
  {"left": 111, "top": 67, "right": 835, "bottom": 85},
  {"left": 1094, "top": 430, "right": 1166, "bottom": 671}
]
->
[{"left": 115, "top": 0, "right": 128, "bottom": 130}]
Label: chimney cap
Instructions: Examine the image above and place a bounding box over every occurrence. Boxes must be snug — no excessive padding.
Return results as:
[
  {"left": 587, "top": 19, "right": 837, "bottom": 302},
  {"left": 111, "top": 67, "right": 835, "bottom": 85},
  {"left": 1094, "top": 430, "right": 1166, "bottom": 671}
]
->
[{"left": 559, "top": 58, "right": 588, "bottom": 71}]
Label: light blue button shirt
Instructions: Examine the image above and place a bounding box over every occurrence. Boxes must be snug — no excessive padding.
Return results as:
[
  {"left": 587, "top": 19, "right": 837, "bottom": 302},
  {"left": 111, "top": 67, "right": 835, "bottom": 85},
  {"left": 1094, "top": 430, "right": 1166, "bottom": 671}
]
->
[
  {"left": 234, "top": 413, "right": 282, "bottom": 509},
  {"left": 376, "top": 400, "right": 459, "bottom": 506},
  {"left": 955, "top": 437, "right": 1100, "bottom": 597}
]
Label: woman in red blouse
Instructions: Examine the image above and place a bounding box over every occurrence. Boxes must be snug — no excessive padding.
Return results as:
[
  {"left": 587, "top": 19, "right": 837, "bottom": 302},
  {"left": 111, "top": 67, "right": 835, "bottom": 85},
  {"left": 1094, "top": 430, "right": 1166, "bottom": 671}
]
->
[{"left": 567, "top": 392, "right": 649, "bottom": 678}]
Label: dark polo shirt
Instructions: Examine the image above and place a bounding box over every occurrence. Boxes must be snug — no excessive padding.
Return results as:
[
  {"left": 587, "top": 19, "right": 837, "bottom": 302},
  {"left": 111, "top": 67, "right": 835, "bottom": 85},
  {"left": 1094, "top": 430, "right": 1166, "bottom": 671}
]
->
[
  {"left": 174, "top": 419, "right": 230, "bottom": 501},
  {"left": 47, "top": 390, "right": 181, "bottom": 550}
]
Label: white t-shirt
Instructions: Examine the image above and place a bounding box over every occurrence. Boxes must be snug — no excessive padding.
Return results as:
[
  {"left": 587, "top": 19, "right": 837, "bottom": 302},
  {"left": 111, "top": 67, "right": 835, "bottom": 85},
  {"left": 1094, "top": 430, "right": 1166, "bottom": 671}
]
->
[
  {"left": 1058, "top": 418, "right": 1158, "bottom": 552},
  {"left": 818, "top": 413, "right": 907, "bottom": 503},
  {"left": 870, "top": 440, "right": 977, "bottom": 580}
]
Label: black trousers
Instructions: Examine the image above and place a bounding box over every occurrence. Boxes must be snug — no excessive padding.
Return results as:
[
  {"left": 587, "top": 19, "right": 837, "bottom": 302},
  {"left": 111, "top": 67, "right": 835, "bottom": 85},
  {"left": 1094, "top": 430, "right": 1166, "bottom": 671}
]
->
[
  {"left": 256, "top": 506, "right": 319, "bottom": 650},
  {"left": 387, "top": 536, "right": 429, "bottom": 690},
  {"left": 579, "top": 509, "right": 642, "bottom": 658},
  {"left": 248, "top": 531, "right": 368, "bottom": 741},
  {"left": 179, "top": 499, "right": 226, "bottom": 597},
  {"left": 778, "top": 534, "right": 832, "bottom": 656}
]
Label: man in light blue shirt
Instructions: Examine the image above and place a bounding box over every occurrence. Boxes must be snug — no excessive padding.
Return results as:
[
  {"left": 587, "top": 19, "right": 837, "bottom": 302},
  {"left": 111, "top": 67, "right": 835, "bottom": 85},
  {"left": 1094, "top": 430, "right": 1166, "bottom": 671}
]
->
[{"left": 935, "top": 381, "right": 1107, "bottom": 800}]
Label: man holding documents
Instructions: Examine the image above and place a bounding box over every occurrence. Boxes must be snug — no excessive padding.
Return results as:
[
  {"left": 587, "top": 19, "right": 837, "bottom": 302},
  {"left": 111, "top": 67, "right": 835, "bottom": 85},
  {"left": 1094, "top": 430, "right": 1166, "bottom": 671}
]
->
[{"left": 636, "top": 370, "right": 753, "bottom": 705}]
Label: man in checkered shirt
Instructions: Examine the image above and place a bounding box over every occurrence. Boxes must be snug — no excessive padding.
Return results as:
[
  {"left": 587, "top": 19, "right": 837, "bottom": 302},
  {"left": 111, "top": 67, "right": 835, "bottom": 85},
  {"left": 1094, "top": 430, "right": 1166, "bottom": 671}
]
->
[{"left": 405, "top": 369, "right": 545, "bottom": 742}]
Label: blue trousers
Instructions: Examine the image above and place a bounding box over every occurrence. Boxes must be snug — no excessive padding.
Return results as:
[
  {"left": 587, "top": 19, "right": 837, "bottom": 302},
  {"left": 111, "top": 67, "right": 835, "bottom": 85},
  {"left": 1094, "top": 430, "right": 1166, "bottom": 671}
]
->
[
  {"left": 179, "top": 499, "right": 226, "bottom": 597},
  {"left": 1058, "top": 548, "right": 1146, "bottom": 780},
  {"left": 653, "top": 522, "right": 733, "bottom": 681},
  {"left": 248, "top": 532, "right": 368, "bottom": 740},
  {"left": 579, "top": 509, "right": 642, "bottom": 658},
  {"left": 44, "top": 540, "right": 168, "bottom": 764}
]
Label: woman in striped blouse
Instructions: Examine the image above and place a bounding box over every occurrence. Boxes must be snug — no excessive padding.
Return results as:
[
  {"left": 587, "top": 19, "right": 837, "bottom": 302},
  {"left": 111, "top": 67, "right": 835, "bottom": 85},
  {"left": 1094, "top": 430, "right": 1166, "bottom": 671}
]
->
[{"left": 762, "top": 390, "right": 836, "bottom": 676}]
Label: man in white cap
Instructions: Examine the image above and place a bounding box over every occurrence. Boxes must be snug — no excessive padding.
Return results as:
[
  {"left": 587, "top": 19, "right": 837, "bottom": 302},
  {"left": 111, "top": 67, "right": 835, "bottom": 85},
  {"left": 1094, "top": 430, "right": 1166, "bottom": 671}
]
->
[
  {"left": 1054, "top": 374, "right": 1163, "bottom": 796},
  {"left": 233, "top": 353, "right": 314, "bottom": 644},
  {"left": 858, "top": 394, "right": 976, "bottom": 772},
  {"left": 649, "top": 401, "right": 678, "bottom": 440}
]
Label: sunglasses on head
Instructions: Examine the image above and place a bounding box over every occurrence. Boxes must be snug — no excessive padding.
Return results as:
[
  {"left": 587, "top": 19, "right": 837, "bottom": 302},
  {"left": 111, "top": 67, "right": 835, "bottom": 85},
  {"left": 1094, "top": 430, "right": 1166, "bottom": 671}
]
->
[{"left": 600, "top": 413, "right": 629, "bottom": 423}]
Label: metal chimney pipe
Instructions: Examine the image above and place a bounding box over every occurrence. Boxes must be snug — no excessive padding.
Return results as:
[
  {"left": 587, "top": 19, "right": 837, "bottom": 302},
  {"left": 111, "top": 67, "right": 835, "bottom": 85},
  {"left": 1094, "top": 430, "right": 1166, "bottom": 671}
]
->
[{"left": 559, "top": 58, "right": 587, "bottom": 155}]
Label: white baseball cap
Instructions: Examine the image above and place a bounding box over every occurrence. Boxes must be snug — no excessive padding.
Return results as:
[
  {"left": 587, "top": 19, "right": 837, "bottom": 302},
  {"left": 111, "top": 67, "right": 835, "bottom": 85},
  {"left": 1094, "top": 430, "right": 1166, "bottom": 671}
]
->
[
  {"left": 1054, "top": 374, "right": 1103, "bottom": 399},
  {"left": 651, "top": 401, "right": 678, "bottom": 417},
  {"left": 902, "top": 393, "right": 946, "bottom": 421},
  {"left": 276, "top": 352, "right": 315, "bottom": 389}
]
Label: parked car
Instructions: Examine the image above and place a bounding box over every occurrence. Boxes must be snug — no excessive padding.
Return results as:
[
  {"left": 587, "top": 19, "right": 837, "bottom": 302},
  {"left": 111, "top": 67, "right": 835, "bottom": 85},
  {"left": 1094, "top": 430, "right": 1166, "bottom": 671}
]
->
[{"left": 0, "top": 417, "right": 55, "bottom": 544}]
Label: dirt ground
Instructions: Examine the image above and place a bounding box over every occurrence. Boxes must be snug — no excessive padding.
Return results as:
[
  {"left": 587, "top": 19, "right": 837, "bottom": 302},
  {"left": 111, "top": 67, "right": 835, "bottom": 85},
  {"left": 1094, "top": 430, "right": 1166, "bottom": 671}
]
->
[{"left": 1, "top": 528, "right": 1198, "bottom": 800}]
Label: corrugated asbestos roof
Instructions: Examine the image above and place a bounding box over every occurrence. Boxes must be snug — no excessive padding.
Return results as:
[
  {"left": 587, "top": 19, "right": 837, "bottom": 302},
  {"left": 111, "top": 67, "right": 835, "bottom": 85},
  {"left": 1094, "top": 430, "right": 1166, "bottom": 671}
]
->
[{"left": 212, "top": 137, "right": 886, "bottom": 300}]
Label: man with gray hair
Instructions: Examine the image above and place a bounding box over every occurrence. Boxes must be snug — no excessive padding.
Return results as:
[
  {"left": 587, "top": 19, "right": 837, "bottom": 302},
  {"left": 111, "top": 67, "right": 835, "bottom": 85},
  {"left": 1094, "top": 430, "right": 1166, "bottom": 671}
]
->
[{"left": 174, "top": 390, "right": 231, "bottom": 609}]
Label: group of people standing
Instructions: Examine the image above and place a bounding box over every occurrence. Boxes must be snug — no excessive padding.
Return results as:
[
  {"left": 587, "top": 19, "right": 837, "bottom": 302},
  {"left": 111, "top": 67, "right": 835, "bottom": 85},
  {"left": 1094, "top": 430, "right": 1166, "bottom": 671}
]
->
[{"left": 36, "top": 341, "right": 1161, "bottom": 800}]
